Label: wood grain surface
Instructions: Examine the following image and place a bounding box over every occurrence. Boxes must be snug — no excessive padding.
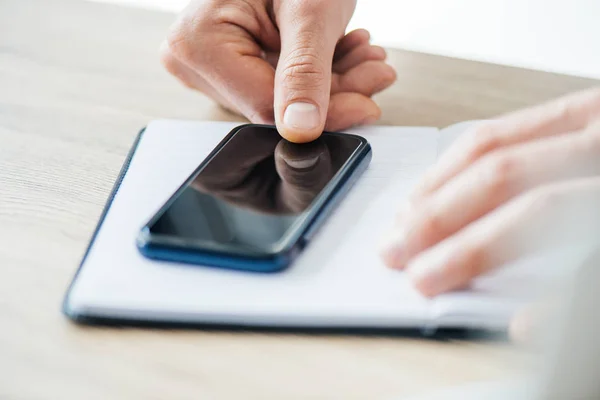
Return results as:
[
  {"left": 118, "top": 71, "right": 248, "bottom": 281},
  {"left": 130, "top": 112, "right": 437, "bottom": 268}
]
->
[{"left": 1, "top": 0, "right": 598, "bottom": 399}]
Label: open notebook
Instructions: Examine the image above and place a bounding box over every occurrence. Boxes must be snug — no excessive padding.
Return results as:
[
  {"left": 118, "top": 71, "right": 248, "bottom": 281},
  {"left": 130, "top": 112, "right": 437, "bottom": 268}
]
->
[{"left": 63, "top": 120, "right": 562, "bottom": 332}]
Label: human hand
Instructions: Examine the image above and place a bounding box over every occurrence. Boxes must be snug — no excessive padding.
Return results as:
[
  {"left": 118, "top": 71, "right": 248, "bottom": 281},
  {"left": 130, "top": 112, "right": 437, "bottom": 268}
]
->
[
  {"left": 161, "top": 0, "right": 397, "bottom": 143},
  {"left": 380, "top": 88, "right": 600, "bottom": 296},
  {"left": 191, "top": 126, "right": 345, "bottom": 214}
]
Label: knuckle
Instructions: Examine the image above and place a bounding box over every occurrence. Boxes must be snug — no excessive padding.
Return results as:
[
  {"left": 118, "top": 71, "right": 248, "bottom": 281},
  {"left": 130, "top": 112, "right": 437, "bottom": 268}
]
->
[
  {"left": 166, "top": 27, "right": 198, "bottom": 65},
  {"left": 554, "top": 96, "right": 581, "bottom": 125},
  {"left": 280, "top": 49, "right": 327, "bottom": 92},
  {"left": 481, "top": 153, "right": 517, "bottom": 199},
  {"left": 414, "top": 208, "right": 444, "bottom": 247},
  {"left": 465, "top": 123, "right": 503, "bottom": 162},
  {"left": 551, "top": 87, "right": 600, "bottom": 124},
  {"left": 166, "top": 10, "right": 213, "bottom": 65}
]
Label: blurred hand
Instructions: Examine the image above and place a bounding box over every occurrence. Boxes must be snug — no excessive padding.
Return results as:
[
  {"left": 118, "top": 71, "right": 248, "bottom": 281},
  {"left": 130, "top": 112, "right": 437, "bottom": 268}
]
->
[
  {"left": 380, "top": 88, "right": 600, "bottom": 297},
  {"left": 191, "top": 127, "right": 338, "bottom": 214},
  {"left": 161, "top": 0, "right": 397, "bottom": 142}
]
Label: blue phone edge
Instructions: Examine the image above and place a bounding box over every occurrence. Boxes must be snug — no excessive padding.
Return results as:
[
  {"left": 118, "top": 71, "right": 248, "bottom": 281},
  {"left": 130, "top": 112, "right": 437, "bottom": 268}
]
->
[{"left": 137, "top": 129, "right": 373, "bottom": 273}]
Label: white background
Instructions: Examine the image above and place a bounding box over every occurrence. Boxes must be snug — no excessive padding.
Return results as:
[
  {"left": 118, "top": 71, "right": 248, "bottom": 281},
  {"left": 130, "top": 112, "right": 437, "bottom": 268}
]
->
[{"left": 91, "top": 0, "right": 600, "bottom": 79}]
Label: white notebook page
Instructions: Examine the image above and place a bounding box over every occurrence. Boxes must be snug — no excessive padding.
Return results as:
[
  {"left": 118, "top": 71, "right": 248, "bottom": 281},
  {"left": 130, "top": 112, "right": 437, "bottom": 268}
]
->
[{"left": 67, "top": 121, "right": 444, "bottom": 327}]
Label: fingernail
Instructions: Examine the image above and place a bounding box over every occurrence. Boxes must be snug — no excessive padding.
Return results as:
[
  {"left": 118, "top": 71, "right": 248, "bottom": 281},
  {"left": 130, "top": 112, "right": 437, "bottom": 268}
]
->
[
  {"left": 284, "top": 155, "right": 320, "bottom": 169},
  {"left": 283, "top": 102, "right": 320, "bottom": 131},
  {"left": 379, "top": 229, "right": 407, "bottom": 269}
]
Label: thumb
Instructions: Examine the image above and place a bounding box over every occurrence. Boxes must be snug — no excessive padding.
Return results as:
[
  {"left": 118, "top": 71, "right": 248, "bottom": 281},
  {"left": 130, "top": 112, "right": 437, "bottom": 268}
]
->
[{"left": 274, "top": 1, "right": 352, "bottom": 143}]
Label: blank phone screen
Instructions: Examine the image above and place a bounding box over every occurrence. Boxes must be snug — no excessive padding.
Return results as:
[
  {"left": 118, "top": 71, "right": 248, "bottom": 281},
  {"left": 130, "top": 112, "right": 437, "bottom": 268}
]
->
[{"left": 147, "top": 125, "right": 362, "bottom": 252}]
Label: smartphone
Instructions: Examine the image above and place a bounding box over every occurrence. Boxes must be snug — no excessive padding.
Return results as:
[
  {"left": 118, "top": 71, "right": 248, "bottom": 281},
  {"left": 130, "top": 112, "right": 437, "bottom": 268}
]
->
[{"left": 137, "top": 124, "right": 372, "bottom": 272}]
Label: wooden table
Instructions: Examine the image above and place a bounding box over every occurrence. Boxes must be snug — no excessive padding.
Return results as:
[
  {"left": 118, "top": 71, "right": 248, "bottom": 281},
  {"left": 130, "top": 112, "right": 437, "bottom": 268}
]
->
[{"left": 1, "top": 0, "right": 597, "bottom": 398}]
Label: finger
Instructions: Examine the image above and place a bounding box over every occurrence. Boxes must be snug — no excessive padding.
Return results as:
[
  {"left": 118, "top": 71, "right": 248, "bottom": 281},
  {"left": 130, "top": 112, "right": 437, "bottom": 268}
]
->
[
  {"left": 380, "top": 124, "right": 600, "bottom": 270},
  {"left": 333, "top": 28, "right": 371, "bottom": 61},
  {"left": 274, "top": 0, "right": 355, "bottom": 143},
  {"left": 412, "top": 87, "right": 600, "bottom": 198},
  {"left": 332, "top": 60, "right": 397, "bottom": 97},
  {"left": 333, "top": 44, "right": 386, "bottom": 74},
  {"left": 403, "top": 176, "right": 600, "bottom": 297},
  {"left": 325, "top": 92, "right": 381, "bottom": 132}
]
